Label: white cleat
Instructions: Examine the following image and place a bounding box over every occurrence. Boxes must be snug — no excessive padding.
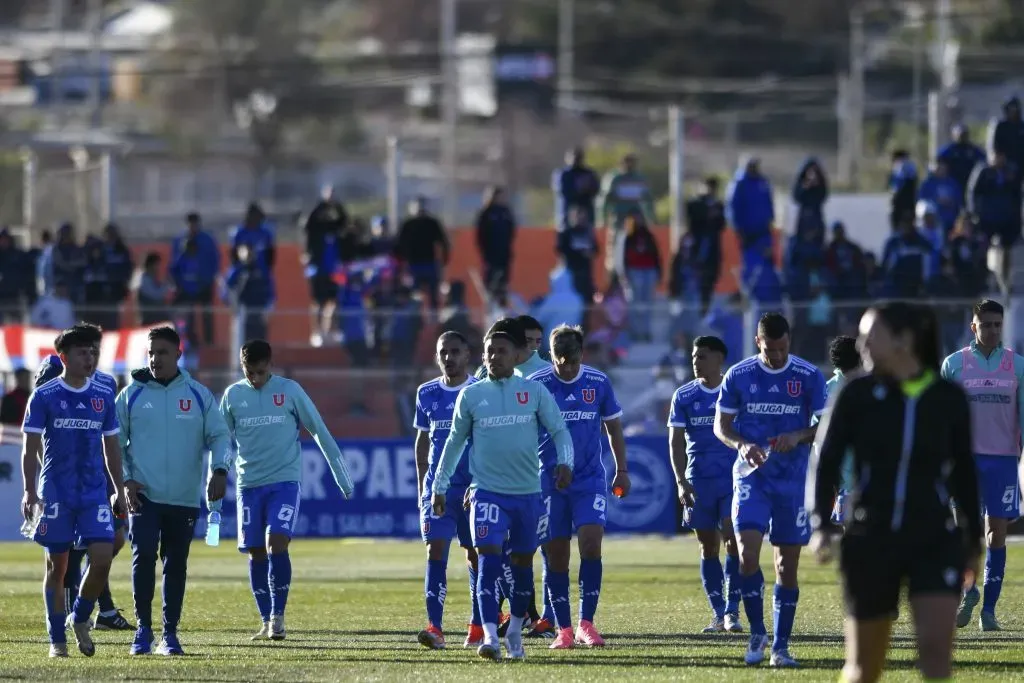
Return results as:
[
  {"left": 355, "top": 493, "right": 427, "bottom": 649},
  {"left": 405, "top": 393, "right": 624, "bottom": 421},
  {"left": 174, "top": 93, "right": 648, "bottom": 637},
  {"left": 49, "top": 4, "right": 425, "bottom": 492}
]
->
[
  {"left": 477, "top": 640, "right": 501, "bottom": 661},
  {"left": 504, "top": 633, "right": 526, "bottom": 660},
  {"left": 251, "top": 621, "right": 271, "bottom": 641},
  {"left": 744, "top": 633, "right": 769, "bottom": 666},
  {"left": 701, "top": 616, "right": 726, "bottom": 633},
  {"left": 49, "top": 643, "right": 69, "bottom": 658},
  {"left": 270, "top": 614, "right": 286, "bottom": 641},
  {"left": 770, "top": 648, "right": 799, "bottom": 668},
  {"left": 724, "top": 613, "right": 745, "bottom": 633},
  {"left": 65, "top": 615, "right": 95, "bottom": 657}
]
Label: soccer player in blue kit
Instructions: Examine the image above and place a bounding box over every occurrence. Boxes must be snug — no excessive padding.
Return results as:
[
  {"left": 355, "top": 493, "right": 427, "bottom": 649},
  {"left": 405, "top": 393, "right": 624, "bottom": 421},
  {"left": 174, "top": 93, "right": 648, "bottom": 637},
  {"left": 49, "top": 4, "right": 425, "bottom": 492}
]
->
[
  {"left": 713, "top": 313, "right": 826, "bottom": 668},
  {"left": 668, "top": 335, "right": 744, "bottom": 634},
  {"left": 528, "top": 325, "right": 630, "bottom": 649},
  {"left": 415, "top": 331, "right": 482, "bottom": 650},
  {"left": 20, "top": 325, "right": 127, "bottom": 657},
  {"left": 35, "top": 350, "right": 134, "bottom": 632}
]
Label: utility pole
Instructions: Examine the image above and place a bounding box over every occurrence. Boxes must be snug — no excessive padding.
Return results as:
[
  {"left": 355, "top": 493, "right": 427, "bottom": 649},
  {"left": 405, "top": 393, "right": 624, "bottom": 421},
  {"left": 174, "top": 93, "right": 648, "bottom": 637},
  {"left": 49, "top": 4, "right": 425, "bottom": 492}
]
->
[
  {"left": 440, "top": 0, "right": 458, "bottom": 228},
  {"left": 848, "top": 3, "right": 865, "bottom": 190},
  {"left": 935, "top": 0, "right": 953, "bottom": 141},
  {"left": 88, "top": 0, "right": 103, "bottom": 127},
  {"left": 668, "top": 105, "right": 684, "bottom": 248},
  {"left": 50, "top": 0, "right": 65, "bottom": 126},
  {"left": 557, "top": 0, "right": 574, "bottom": 115}
]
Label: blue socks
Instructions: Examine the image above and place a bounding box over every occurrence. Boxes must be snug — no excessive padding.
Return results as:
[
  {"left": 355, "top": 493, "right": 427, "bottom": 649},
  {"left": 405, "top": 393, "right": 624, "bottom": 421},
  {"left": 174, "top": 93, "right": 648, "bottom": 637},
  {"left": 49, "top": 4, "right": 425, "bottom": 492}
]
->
[
  {"left": 72, "top": 595, "right": 95, "bottom": 625},
  {"left": 741, "top": 569, "right": 766, "bottom": 636},
  {"left": 773, "top": 584, "right": 799, "bottom": 652},
  {"left": 700, "top": 557, "right": 726, "bottom": 618},
  {"left": 496, "top": 548, "right": 513, "bottom": 602},
  {"left": 579, "top": 558, "right": 603, "bottom": 623},
  {"left": 509, "top": 564, "right": 534, "bottom": 619},
  {"left": 547, "top": 570, "right": 572, "bottom": 629},
  {"left": 44, "top": 588, "right": 66, "bottom": 644},
  {"left": 467, "top": 562, "right": 482, "bottom": 626},
  {"left": 249, "top": 557, "right": 272, "bottom": 621},
  {"left": 724, "top": 554, "right": 741, "bottom": 615},
  {"left": 268, "top": 552, "right": 292, "bottom": 617},
  {"left": 540, "top": 554, "right": 556, "bottom": 624},
  {"left": 424, "top": 559, "right": 447, "bottom": 628},
  {"left": 477, "top": 554, "right": 502, "bottom": 626},
  {"left": 983, "top": 546, "right": 1007, "bottom": 615}
]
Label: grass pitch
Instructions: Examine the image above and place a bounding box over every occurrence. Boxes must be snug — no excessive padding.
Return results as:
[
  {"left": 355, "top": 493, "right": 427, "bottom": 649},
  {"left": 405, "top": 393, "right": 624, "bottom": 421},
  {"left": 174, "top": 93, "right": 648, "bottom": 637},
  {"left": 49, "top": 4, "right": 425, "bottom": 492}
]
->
[{"left": 1, "top": 537, "right": 1023, "bottom": 681}]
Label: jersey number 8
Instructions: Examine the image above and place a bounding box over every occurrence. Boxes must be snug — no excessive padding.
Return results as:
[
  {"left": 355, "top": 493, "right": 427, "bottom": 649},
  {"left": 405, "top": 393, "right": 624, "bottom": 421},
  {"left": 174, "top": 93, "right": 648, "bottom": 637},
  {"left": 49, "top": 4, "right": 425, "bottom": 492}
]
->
[
  {"left": 475, "top": 502, "right": 500, "bottom": 525},
  {"left": 537, "top": 496, "right": 552, "bottom": 537}
]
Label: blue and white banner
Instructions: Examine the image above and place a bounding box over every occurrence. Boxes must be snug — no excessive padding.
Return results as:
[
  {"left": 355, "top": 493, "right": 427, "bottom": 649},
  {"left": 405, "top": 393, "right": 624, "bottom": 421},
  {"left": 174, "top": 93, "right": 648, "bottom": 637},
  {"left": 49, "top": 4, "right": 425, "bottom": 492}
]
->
[{"left": 195, "top": 436, "right": 680, "bottom": 541}]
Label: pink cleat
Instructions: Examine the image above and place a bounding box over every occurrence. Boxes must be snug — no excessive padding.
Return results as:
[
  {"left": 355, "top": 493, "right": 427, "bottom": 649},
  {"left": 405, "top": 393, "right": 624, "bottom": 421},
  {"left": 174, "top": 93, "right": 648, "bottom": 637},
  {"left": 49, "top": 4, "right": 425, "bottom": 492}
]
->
[
  {"left": 549, "top": 627, "right": 575, "bottom": 649},
  {"left": 574, "top": 620, "right": 606, "bottom": 647}
]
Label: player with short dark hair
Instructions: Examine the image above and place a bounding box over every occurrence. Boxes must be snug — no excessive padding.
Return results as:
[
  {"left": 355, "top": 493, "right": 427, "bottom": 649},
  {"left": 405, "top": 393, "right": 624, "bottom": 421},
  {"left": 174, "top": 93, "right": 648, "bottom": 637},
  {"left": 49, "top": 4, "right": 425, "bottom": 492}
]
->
[
  {"left": 809, "top": 302, "right": 983, "bottom": 682},
  {"left": 34, "top": 325, "right": 133, "bottom": 635},
  {"left": 415, "top": 331, "right": 482, "bottom": 649},
  {"left": 431, "top": 318, "right": 574, "bottom": 660},
  {"left": 528, "top": 324, "right": 629, "bottom": 648},
  {"left": 714, "top": 312, "right": 827, "bottom": 667},
  {"left": 825, "top": 336, "right": 862, "bottom": 526},
  {"left": 21, "top": 325, "right": 126, "bottom": 657},
  {"left": 940, "top": 298, "right": 1024, "bottom": 631},
  {"left": 220, "top": 340, "right": 354, "bottom": 641},
  {"left": 669, "top": 335, "right": 744, "bottom": 633}
]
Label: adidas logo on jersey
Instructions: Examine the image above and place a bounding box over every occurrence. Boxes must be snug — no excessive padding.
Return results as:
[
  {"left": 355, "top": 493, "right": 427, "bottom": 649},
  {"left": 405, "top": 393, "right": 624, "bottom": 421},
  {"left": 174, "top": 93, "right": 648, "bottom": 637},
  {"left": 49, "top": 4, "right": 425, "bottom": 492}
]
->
[
  {"left": 479, "top": 399, "right": 489, "bottom": 406},
  {"left": 240, "top": 401, "right": 249, "bottom": 407},
  {"left": 76, "top": 402, "right": 86, "bottom": 409},
  {"left": 567, "top": 394, "right": 576, "bottom": 401},
  {"left": 446, "top": 403, "right": 455, "bottom": 409},
  {"left": 769, "top": 385, "right": 779, "bottom": 393},
  {"left": 143, "top": 402, "right": 154, "bottom": 409}
]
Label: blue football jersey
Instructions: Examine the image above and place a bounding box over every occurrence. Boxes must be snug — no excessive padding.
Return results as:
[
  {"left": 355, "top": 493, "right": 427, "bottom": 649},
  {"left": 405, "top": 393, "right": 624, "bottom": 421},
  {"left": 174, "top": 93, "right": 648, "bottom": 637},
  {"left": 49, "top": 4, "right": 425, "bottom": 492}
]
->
[
  {"left": 668, "top": 380, "right": 735, "bottom": 479},
  {"left": 716, "top": 355, "right": 827, "bottom": 480},
  {"left": 529, "top": 365, "right": 623, "bottom": 480},
  {"left": 23, "top": 377, "right": 119, "bottom": 504},
  {"left": 414, "top": 376, "right": 478, "bottom": 491}
]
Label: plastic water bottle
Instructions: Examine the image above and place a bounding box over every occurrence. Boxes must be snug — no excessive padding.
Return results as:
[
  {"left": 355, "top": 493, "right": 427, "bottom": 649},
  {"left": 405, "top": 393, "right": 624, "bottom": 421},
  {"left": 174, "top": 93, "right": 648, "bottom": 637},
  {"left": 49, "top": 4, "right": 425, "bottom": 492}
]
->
[
  {"left": 20, "top": 502, "right": 43, "bottom": 539},
  {"left": 735, "top": 439, "right": 774, "bottom": 478},
  {"left": 205, "top": 511, "right": 221, "bottom": 547}
]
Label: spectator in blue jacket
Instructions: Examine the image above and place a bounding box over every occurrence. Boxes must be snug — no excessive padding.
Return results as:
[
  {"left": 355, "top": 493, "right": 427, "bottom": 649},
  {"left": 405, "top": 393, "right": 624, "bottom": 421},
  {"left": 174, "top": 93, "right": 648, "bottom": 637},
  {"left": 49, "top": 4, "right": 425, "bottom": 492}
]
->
[
  {"left": 786, "top": 222, "right": 826, "bottom": 303},
  {"left": 553, "top": 147, "right": 600, "bottom": 230},
  {"left": 230, "top": 203, "right": 275, "bottom": 275},
  {"left": 938, "top": 124, "right": 985, "bottom": 199},
  {"left": 726, "top": 157, "right": 775, "bottom": 269},
  {"left": 224, "top": 243, "right": 274, "bottom": 344},
  {"left": 0, "top": 228, "right": 28, "bottom": 323},
  {"left": 967, "top": 149, "right": 1022, "bottom": 294},
  {"left": 918, "top": 158, "right": 963, "bottom": 237},
  {"left": 791, "top": 157, "right": 829, "bottom": 243},
  {"left": 171, "top": 212, "right": 220, "bottom": 345},
  {"left": 987, "top": 95, "right": 1024, "bottom": 172},
  {"left": 881, "top": 212, "right": 935, "bottom": 298},
  {"left": 51, "top": 222, "right": 85, "bottom": 302}
]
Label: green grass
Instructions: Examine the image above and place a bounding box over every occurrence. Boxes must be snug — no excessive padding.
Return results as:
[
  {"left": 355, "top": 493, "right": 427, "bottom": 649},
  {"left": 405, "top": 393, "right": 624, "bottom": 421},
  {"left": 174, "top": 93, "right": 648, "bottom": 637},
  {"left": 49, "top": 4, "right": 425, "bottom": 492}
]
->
[{"left": 1, "top": 537, "right": 1023, "bottom": 681}]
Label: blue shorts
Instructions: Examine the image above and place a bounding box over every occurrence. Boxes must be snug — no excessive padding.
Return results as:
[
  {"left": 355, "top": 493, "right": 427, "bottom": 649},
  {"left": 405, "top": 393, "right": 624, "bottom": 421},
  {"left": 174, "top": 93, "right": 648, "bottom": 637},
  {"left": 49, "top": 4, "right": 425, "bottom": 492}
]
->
[
  {"left": 540, "top": 478, "right": 608, "bottom": 542},
  {"left": 34, "top": 500, "right": 116, "bottom": 552},
  {"left": 421, "top": 486, "right": 473, "bottom": 547},
  {"left": 470, "top": 488, "right": 544, "bottom": 554},
  {"left": 732, "top": 471, "right": 810, "bottom": 546},
  {"left": 683, "top": 474, "right": 733, "bottom": 531},
  {"left": 976, "top": 455, "right": 1020, "bottom": 520},
  {"left": 237, "top": 481, "right": 301, "bottom": 551}
]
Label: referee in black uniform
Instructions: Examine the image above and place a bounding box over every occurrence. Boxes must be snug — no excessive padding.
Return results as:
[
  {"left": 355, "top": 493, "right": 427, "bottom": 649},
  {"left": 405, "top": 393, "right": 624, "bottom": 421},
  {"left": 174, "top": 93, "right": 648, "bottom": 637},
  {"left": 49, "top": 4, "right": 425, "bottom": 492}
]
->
[{"left": 806, "top": 302, "right": 983, "bottom": 683}]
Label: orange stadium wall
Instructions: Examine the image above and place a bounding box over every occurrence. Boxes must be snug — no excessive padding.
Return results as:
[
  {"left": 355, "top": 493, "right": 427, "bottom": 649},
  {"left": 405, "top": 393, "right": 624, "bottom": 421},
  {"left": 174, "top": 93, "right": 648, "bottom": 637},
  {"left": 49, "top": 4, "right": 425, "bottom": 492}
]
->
[{"left": 135, "top": 226, "right": 770, "bottom": 349}]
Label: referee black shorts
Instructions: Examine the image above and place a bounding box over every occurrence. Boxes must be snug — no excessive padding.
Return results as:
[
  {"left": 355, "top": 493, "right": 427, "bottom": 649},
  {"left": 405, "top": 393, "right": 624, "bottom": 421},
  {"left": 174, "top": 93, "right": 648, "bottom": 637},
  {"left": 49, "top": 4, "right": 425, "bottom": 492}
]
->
[
  {"left": 309, "top": 275, "right": 338, "bottom": 304},
  {"left": 840, "top": 530, "right": 966, "bottom": 621}
]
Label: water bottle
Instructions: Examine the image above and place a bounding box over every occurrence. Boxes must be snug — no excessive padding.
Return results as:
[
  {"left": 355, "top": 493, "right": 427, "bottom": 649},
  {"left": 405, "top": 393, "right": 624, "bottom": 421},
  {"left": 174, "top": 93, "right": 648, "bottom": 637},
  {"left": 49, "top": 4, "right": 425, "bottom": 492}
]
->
[
  {"left": 205, "top": 511, "right": 221, "bottom": 547},
  {"left": 735, "top": 439, "right": 774, "bottom": 478},
  {"left": 20, "top": 502, "right": 43, "bottom": 539}
]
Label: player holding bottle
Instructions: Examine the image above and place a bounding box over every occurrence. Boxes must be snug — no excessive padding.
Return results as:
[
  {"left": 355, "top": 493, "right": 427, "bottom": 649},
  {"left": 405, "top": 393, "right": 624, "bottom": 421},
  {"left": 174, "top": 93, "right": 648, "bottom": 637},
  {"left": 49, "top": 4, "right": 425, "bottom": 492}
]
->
[
  {"left": 713, "top": 313, "right": 826, "bottom": 668},
  {"left": 415, "top": 331, "right": 482, "bottom": 649},
  {"left": 668, "top": 335, "right": 744, "bottom": 633},
  {"left": 20, "top": 324, "right": 126, "bottom": 657},
  {"left": 528, "top": 324, "right": 630, "bottom": 649}
]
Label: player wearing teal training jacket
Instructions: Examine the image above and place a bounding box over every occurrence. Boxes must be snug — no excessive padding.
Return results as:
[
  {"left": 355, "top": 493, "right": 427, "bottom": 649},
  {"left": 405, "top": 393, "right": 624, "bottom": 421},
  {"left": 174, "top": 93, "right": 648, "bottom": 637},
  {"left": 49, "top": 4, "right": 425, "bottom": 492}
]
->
[
  {"left": 220, "top": 340, "right": 354, "bottom": 643},
  {"left": 822, "top": 336, "right": 861, "bottom": 526},
  {"left": 432, "top": 318, "right": 574, "bottom": 662},
  {"left": 116, "top": 326, "right": 232, "bottom": 655}
]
